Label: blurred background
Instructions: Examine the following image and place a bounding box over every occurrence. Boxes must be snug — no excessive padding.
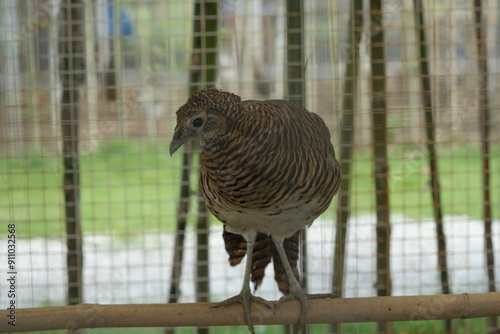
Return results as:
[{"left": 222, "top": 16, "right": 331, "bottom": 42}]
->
[{"left": 0, "top": 0, "right": 499, "bottom": 333}]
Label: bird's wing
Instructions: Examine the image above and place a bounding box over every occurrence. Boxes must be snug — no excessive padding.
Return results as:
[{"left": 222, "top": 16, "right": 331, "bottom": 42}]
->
[{"left": 216, "top": 99, "right": 337, "bottom": 213}]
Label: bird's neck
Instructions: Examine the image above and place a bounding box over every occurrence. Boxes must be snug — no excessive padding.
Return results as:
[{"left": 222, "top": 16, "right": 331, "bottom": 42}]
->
[{"left": 200, "top": 132, "right": 231, "bottom": 155}]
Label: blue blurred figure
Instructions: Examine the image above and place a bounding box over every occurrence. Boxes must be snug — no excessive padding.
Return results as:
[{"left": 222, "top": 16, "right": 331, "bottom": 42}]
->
[{"left": 106, "top": 1, "right": 133, "bottom": 36}]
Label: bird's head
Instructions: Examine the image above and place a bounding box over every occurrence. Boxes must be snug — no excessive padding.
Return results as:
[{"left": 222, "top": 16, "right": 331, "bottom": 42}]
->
[{"left": 169, "top": 88, "right": 242, "bottom": 156}]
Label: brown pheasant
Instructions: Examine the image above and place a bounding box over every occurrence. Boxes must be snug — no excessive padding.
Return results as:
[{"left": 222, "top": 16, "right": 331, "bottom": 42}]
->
[{"left": 169, "top": 88, "right": 341, "bottom": 332}]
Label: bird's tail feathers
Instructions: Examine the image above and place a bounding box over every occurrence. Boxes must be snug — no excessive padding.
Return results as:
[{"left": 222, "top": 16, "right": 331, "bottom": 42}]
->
[{"left": 222, "top": 226, "right": 300, "bottom": 295}]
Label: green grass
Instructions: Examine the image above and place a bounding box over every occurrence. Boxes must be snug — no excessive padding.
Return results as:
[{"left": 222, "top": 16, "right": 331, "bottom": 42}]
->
[
  {"left": 0, "top": 140, "right": 182, "bottom": 238},
  {"left": 1, "top": 140, "right": 498, "bottom": 238},
  {"left": 349, "top": 143, "right": 500, "bottom": 219}
]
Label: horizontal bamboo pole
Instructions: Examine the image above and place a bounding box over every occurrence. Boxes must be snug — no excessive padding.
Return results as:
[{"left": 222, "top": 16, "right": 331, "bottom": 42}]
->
[{"left": 2, "top": 292, "right": 499, "bottom": 332}]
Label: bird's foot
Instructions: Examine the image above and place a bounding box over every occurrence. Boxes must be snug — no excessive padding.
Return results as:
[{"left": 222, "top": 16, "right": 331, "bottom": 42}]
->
[
  {"left": 212, "top": 292, "right": 274, "bottom": 334},
  {"left": 278, "top": 292, "right": 339, "bottom": 333},
  {"left": 278, "top": 286, "right": 308, "bottom": 334}
]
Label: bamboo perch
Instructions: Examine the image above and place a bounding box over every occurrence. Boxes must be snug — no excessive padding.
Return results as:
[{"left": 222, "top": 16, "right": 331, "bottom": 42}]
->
[{"left": 2, "top": 293, "right": 499, "bottom": 332}]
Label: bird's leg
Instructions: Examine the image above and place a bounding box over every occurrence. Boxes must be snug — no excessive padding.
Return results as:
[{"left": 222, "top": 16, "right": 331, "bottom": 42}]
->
[
  {"left": 211, "top": 230, "right": 274, "bottom": 333},
  {"left": 273, "top": 237, "right": 308, "bottom": 332}
]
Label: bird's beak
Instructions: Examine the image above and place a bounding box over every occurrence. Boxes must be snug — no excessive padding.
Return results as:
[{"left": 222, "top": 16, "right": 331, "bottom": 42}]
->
[{"left": 169, "top": 130, "right": 187, "bottom": 156}]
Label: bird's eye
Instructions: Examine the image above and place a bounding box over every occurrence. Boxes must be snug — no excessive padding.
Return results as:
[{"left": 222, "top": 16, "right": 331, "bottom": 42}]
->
[{"left": 192, "top": 117, "right": 204, "bottom": 128}]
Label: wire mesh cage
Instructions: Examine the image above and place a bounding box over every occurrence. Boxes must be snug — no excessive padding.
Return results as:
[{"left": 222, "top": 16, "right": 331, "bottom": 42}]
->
[{"left": 0, "top": 0, "right": 499, "bottom": 333}]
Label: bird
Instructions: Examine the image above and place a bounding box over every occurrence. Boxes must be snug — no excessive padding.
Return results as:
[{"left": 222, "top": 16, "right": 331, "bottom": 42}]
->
[{"left": 169, "top": 87, "right": 341, "bottom": 333}]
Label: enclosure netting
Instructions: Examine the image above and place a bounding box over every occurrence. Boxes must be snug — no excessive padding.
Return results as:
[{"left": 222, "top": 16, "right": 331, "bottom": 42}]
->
[{"left": 0, "top": 0, "right": 499, "bottom": 333}]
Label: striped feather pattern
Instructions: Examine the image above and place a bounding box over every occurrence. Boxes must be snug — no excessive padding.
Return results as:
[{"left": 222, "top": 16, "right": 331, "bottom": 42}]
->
[
  {"left": 198, "top": 92, "right": 341, "bottom": 228},
  {"left": 171, "top": 88, "right": 341, "bottom": 296},
  {"left": 222, "top": 226, "right": 246, "bottom": 266}
]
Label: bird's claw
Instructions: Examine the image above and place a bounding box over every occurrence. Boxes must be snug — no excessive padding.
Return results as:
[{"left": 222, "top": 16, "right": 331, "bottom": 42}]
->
[
  {"left": 212, "top": 293, "right": 274, "bottom": 334},
  {"left": 278, "top": 288, "right": 308, "bottom": 333},
  {"left": 278, "top": 292, "right": 338, "bottom": 333}
]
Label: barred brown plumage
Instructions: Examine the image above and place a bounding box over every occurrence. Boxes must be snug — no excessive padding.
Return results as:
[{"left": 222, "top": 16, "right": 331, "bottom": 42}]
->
[{"left": 170, "top": 87, "right": 341, "bottom": 333}]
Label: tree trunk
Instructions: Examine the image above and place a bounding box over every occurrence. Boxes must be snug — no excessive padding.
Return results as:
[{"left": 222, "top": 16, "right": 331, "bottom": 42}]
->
[
  {"left": 369, "top": 1, "right": 392, "bottom": 333},
  {"left": 111, "top": 0, "right": 124, "bottom": 136},
  {"left": 192, "top": 3, "right": 217, "bottom": 334},
  {"left": 84, "top": 0, "right": 98, "bottom": 146},
  {"left": 285, "top": 1, "right": 306, "bottom": 332},
  {"left": 333, "top": 0, "right": 363, "bottom": 296},
  {"left": 49, "top": 0, "right": 61, "bottom": 143},
  {"left": 473, "top": 0, "right": 497, "bottom": 330},
  {"left": 401, "top": 0, "right": 422, "bottom": 143},
  {"left": 286, "top": 0, "right": 305, "bottom": 106},
  {"left": 413, "top": 0, "right": 451, "bottom": 331},
  {"left": 0, "top": 0, "right": 24, "bottom": 155},
  {"left": 58, "top": 2, "right": 85, "bottom": 334},
  {"left": 165, "top": 145, "right": 192, "bottom": 334},
  {"left": 23, "top": 0, "right": 42, "bottom": 151},
  {"left": 138, "top": 3, "right": 157, "bottom": 138},
  {"left": 331, "top": 1, "right": 363, "bottom": 333},
  {"left": 166, "top": 2, "right": 217, "bottom": 334}
]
